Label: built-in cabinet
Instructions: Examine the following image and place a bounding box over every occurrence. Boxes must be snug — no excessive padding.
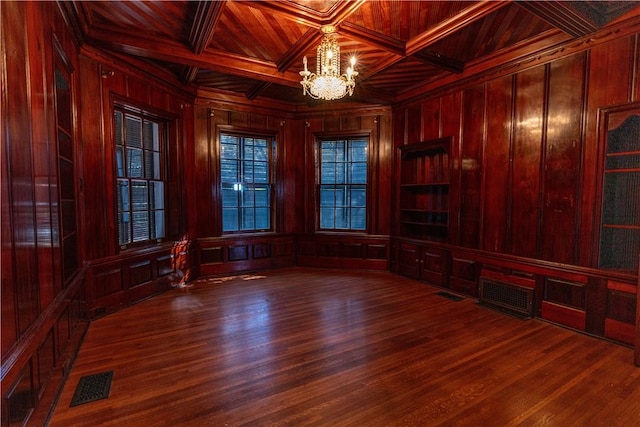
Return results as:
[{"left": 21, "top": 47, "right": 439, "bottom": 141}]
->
[{"left": 397, "top": 138, "right": 451, "bottom": 241}]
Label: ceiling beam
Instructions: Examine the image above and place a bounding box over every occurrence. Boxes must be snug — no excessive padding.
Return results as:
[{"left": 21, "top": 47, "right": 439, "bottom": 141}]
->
[
  {"left": 249, "top": 0, "right": 366, "bottom": 28},
  {"left": 339, "top": 22, "right": 406, "bottom": 56},
  {"left": 405, "top": 1, "right": 511, "bottom": 56},
  {"left": 87, "top": 29, "right": 302, "bottom": 88},
  {"left": 276, "top": 29, "right": 323, "bottom": 73},
  {"left": 413, "top": 51, "right": 464, "bottom": 74},
  {"left": 246, "top": 81, "right": 272, "bottom": 100},
  {"left": 188, "top": 0, "right": 226, "bottom": 54},
  {"left": 182, "top": 1, "right": 226, "bottom": 85},
  {"left": 515, "top": 1, "right": 599, "bottom": 38}
]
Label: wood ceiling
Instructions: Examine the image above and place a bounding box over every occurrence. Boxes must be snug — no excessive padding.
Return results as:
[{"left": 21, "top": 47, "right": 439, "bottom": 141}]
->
[{"left": 63, "top": 0, "right": 640, "bottom": 106}]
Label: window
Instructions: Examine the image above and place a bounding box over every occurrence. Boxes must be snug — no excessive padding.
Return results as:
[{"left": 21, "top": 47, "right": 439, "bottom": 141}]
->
[
  {"left": 114, "top": 107, "right": 166, "bottom": 248},
  {"left": 318, "top": 137, "right": 368, "bottom": 230},
  {"left": 220, "top": 132, "right": 274, "bottom": 233}
]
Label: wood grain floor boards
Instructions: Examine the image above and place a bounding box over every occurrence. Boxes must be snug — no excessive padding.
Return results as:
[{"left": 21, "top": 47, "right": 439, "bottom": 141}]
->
[{"left": 48, "top": 267, "right": 640, "bottom": 426}]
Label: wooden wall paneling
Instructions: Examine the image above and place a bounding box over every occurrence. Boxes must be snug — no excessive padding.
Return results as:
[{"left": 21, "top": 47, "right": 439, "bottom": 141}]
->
[
  {"left": 124, "top": 75, "right": 151, "bottom": 106},
  {"left": 323, "top": 115, "right": 342, "bottom": 132},
  {"left": 192, "top": 106, "right": 213, "bottom": 237},
  {"left": 421, "top": 97, "right": 441, "bottom": 140},
  {"left": 391, "top": 110, "right": 406, "bottom": 236},
  {"left": 483, "top": 74, "right": 513, "bottom": 253},
  {"left": 440, "top": 92, "right": 462, "bottom": 144},
  {"left": 633, "top": 254, "right": 640, "bottom": 367},
  {"left": 544, "top": 277, "right": 586, "bottom": 309},
  {"left": 541, "top": 53, "right": 585, "bottom": 265},
  {"left": 341, "top": 115, "right": 361, "bottom": 131},
  {"left": 603, "top": 283, "right": 636, "bottom": 345},
  {"left": 79, "top": 56, "right": 111, "bottom": 259},
  {"left": 4, "top": 0, "right": 41, "bottom": 338},
  {"left": 229, "top": 110, "right": 249, "bottom": 128},
  {"left": 398, "top": 242, "right": 419, "bottom": 279},
  {"left": 541, "top": 300, "right": 587, "bottom": 331},
  {"left": 1, "top": 1, "right": 18, "bottom": 355},
  {"left": 584, "top": 276, "right": 608, "bottom": 336},
  {"left": 459, "top": 84, "right": 484, "bottom": 248},
  {"left": 375, "top": 113, "right": 393, "bottom": 235},
  {"left": 407, "top": 105, "right": 422, "bottom": 143},
  {"left": 449, "top": 255, "right": 479, "bottom": 296},
  {"left": 1, "top": 139, "right": 17, "bottom": 354},
  {"left": 440, "top": 92, "right": 462, "bottom": 245},
  {"left": 156, "top": 254, "right": 174, "bottom": 277},
  {"left": 511, "top": 65, "right": 545, "bottom": 258},
  {"left": 5, "top": 362, "right": 35, "bottom": 426},
  {"left": 542, "top": 277, "right": 587, "bottom": 330},
  {"left": 127, "top": 260, "right": 153, "bottom": 288},
  {"left": 303, "top": 118, "right": 318, "bottom": 233},
  {"left": 635, "top": 34, "right": 640, "bottom": 102},
  {"left": 579, "top": 36, "right": 635, "bottom": 266},
  {"left": 28, "top": 1, "right": 56, "bottom": 310}
]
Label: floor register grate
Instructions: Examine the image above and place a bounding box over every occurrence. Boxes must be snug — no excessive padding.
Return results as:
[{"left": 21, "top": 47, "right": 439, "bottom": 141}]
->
[
  {"left": 435, "top": 291, "right": 465, "bottom": 302},
  {"left": 70, "top": 371, "right": 114, "bottom": 407}
]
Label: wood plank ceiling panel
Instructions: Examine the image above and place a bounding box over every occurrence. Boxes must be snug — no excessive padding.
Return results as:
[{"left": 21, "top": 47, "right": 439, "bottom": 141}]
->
[{"left": 67, "top": 0, "right": 640, "bottom": 106}]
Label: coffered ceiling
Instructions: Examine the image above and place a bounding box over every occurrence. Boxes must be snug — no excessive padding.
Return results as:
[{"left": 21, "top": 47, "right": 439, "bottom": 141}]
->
[{"left": 61, "top": 0, "right": 640, "bottom": 106}]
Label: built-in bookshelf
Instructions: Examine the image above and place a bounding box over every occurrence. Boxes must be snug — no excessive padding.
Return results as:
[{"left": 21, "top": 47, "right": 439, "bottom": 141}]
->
[{"left": 398, "top": 137, "right": 452, "bottom": 241}]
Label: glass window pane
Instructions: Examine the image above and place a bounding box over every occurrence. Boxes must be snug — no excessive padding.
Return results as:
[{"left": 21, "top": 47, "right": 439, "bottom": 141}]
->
[
  {"left": 114, "top": 113, "right": 123, "bottom": 146},
  {"left": 222, "top": 184, "right": 239, "bottom": 208},
  {"left": 320, "top": 187, "right": 334, "bottom": 207},
  {"left": 116, "top": 146, "right": 125, "bottom": 177},
  {"left": 351, "top": 186, "right": 366, "bottom": 207},
  {"left": 321, "top": 162, "right": 335, "bottom": 184},
  {"left": 335, "top": 208, "right": 349, "bottom": 229},
  {"left": 150, "top": 181, "right": 164, "bottom": 209},
  {"left": 143, "top": 120, "right": 159, "bottom": 151},
  {"left": 255, "top": 186, "right": 270, "bottom": 207},
  {"left": 241, "top": 208, "right": 255, "bottom": 230},
  {"left": 221, "top": 159, "right": 238, "bottom": 182},
  {"left": 132, "top": 211, "right": 149, "bottom": 242},
  {"left": 117, "top": 179, "right": 129, "bottom": 212},
  {"left": 152, "top": 210, "right": 165, "bottom": 239},
  {"left": 118, "top": 212, "right": 130, "bottom": 245},
  {"left": 126, "top": 115, "right": 142, "bottom": 148},
  {"left": 320, "top": 208, "right": 334, "bottom": 229},
  {"left": 223, "top": 208, "right": 239, "bottom": 232},
  {"left": 351, "top": 208, "right": 366, "bottom": 230},
  {"left": 254, "top": 143, "right": 268, "bottom": 161},
  {"left": 127, "top": 148, "right": 143, "bottom": 178},
  {"left": 243, "top": 188, "right": 255, "bottom": 207},
  {"left": 131, "top": 181, "right": 148, "bottom": 211},
  {"left": 254, "top": 161, "right": 268, "bottom": 183},
  {"left": 243, "top": 160, "right": 254, "bottom": 182},
  {"left": 255, "top": 208, "right": 269, "bottom": 229}
]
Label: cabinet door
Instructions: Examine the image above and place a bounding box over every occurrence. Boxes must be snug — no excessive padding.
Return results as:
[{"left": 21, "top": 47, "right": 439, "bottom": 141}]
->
[
  {"left": 419, "top": 247, "right": 446, "bottom": 286},
  {"left": 398, "top": 242, "right": 419, "bottom": 279}
]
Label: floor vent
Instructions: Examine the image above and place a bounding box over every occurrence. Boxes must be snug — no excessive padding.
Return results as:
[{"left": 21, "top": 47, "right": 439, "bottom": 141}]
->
[
  {"left": 435, "top": 291, "right": 464, "bottom": 301},
  {"left": 479, "top": 278, "right": 533, "bottom": 319},
  {"left": 70, "top": 371, "right": 113, "bottom": 407}
]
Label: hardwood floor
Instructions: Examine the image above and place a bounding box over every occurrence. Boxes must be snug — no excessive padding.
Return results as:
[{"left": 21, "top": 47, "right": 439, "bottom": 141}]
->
[{"left": 48, "top": 267, "right": 640, "bottom": 426}]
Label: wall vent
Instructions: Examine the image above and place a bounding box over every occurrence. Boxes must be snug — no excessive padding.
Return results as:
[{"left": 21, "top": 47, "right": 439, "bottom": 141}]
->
[{"left": 479, "top": 277, "right": 534, "bottom": 318}]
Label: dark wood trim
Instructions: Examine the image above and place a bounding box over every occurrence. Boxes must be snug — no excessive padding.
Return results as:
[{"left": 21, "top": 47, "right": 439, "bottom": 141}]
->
[
  {"left": 188, "top": 0, "right": 225, "bottom": 55},
  {"left": 0, "top": 266, "right": 87, "bottom": 393},
  {"left": 635, "top": 255, "right": 640, "bottom": 366},
  {"left": 517, "top": 0, "right": 599, "bottom": 38}
]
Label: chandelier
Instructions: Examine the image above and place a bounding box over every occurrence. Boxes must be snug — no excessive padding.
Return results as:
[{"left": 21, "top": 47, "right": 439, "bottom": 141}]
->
[{"left": 300, "top": 25, "right": 358, "bottom": 100}]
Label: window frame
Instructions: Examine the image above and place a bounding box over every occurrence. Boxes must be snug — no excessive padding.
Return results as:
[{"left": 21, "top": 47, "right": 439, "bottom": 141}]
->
[
  {"left": 113, "top": 103, "right": 169, "bottom": 250},
  {"left": 315, "top": 133, "right": 370, "bottom": 233},
  {"left": 218, "top": 128, "right": 277, "bottom": 235}
]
